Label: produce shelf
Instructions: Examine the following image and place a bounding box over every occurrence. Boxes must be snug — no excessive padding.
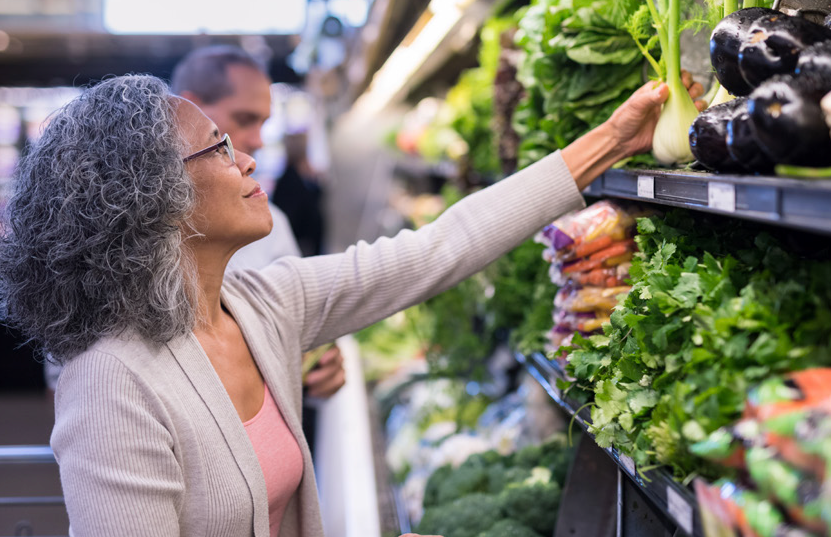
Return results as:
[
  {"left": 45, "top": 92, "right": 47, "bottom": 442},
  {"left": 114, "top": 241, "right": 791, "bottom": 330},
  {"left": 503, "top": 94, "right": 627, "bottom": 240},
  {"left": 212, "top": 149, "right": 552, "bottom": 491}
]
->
[
  {"left": 586, "top": 167, "right": 831, "bottom": 236},
  {"left": 515, "top": 351, "right": 704, "bottom": 537}
]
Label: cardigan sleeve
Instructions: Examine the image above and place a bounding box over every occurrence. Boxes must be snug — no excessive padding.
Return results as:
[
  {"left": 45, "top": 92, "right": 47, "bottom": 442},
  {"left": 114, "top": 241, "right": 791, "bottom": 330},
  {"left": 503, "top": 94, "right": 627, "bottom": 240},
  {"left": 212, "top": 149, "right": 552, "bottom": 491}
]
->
[
  {"left": 230, "top": 150, "right": 585, "bottom": 352},
  {"left": 51, "top": 353, "right": 185, "bottom": 536}
]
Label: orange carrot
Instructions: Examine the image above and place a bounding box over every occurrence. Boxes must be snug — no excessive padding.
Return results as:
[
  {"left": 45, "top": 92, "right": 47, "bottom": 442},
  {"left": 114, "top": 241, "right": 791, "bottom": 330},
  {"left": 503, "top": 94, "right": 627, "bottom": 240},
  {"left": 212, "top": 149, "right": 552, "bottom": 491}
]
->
[
  {"left": 589, "top": 239, "right": 636, "bottom": 263},
  {"left": 606, "top": 276, "right": 623, "bottom": 288},
  {"left": 562, "top": 258, "right": 601, "bottom": 274},
  {"left": 573, "top": 235, "right": 613, "bottom": 259}
]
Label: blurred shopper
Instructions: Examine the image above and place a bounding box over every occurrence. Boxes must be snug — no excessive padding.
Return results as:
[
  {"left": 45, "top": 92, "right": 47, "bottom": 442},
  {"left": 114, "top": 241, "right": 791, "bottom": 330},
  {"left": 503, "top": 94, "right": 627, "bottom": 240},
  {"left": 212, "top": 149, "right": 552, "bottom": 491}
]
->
[
  {"left": 170, "top": 47, "right": 343, "bottom": 458},
  {"left": 0, "top": 75, "right": 669, "bottom": 535}
]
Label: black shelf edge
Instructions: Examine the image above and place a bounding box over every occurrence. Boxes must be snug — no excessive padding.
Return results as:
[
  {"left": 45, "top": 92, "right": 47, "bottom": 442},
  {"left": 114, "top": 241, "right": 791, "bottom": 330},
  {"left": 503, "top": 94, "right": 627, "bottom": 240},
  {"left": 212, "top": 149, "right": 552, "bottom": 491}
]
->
[
  {"left": 515, "top": 351, "right": 703, "bottom": 537},
  {"left": 586, "top": 167, "right": 831, "bottom": 236}
]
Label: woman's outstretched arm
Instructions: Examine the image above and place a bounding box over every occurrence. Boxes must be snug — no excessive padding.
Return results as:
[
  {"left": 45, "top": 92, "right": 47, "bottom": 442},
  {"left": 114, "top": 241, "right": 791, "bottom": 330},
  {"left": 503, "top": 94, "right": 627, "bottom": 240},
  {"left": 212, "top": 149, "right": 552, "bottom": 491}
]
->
[{"left": 230, "top": 82, "right": 670, "bottom": 352}]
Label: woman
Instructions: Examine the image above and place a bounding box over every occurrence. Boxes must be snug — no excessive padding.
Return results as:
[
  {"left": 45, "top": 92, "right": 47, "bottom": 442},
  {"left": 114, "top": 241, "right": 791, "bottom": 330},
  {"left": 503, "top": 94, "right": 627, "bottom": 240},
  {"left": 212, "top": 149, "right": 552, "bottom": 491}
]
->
[{"left": 0, "top": 75, "right": 669, "bottom": 536}]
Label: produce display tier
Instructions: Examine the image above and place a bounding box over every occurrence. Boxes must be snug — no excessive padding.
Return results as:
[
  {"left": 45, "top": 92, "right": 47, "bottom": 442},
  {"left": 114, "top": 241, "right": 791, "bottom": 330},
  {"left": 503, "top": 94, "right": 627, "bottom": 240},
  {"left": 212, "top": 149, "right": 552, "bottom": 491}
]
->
[
  {"left": 585, "top": 167, "right": 831, "bottom": 236},
  {"left": 514, "top": 351, "right": 704, "bottom": 537}
]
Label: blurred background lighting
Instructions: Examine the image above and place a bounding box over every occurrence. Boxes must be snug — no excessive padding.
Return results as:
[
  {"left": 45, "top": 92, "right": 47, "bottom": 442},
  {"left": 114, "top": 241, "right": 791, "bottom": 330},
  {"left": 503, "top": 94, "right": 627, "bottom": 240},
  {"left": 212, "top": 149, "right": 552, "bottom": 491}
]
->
[{"left": 103, "top": 0, "right": 306, "bottom": 35}]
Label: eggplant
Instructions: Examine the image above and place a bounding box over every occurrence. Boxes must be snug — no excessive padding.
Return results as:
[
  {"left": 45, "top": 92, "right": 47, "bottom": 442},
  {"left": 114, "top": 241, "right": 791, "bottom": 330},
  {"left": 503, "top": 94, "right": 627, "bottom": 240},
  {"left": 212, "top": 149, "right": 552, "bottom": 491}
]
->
[
  {"left": 711, "top": 8, "right": 779, "bottom": 96},
  {"left": 795, "top": 41, "right": 831, "bottom": 77},
  {"left": 738, "top": 13, "right": 831, "bottom": 89},
  {"left": 747, "top": 73, "right": 831, "bottom": 167},
  {"left": 726, "top": 102, "right": 776, "bottom": 174},
  {"left": 689, "top": 98, "right": 746, "bottom": 172}
]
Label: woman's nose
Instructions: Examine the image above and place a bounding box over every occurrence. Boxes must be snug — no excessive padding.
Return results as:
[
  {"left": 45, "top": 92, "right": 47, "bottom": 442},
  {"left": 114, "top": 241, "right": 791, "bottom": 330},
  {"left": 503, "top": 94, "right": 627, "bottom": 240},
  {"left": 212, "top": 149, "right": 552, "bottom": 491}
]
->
[{"left": 237, "top": 151, "right": 257, "bottom": 177}]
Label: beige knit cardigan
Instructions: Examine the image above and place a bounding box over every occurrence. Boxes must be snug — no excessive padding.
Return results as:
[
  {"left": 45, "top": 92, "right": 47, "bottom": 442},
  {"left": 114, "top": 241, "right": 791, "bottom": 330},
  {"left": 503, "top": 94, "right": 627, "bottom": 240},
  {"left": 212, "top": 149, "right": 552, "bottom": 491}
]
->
[{"left": 50, "top": 151, "right": 585, "bottom": 537}]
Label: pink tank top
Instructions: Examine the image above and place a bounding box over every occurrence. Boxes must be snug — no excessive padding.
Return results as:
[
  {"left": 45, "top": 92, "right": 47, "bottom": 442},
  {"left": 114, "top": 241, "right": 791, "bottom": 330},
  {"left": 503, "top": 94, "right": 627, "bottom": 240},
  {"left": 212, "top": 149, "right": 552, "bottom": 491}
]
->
[{"left": 243, "top": 384, "right": 304, "bottom": 536}]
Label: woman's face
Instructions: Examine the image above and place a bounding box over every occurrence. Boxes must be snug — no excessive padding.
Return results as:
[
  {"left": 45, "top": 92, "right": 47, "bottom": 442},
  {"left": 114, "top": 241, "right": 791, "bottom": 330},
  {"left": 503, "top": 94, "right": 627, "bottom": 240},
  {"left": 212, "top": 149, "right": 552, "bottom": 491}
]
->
[{"left": 174, "top": 98, "right": 272, "bottom": 250}]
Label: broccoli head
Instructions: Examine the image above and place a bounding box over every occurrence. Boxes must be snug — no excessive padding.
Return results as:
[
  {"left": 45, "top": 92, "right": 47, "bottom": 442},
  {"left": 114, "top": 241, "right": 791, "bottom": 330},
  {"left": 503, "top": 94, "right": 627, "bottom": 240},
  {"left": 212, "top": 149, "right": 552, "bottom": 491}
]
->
[
  {"left": 486, "top": 464, "right": 532, "bottom": 494},
  {"left": 498, "top": 469, "right": 561, "bottom": 535},
  {"left": 417, "top": 493, "right": 505, "bottom": 537},
  {"left": 476, "top": 519, "right": 540, "bottom": 537},
  {"left": 463, "top": 449, "right": 503, "bottom": 468},
  {"left": 539, "top": 448, "right": 573, "bottom": 484},
  {"left": 424, "top": 464, "right": 454, "bottom": 508},
  {"left": 512, "top": 444, "right": 544, "bottom": 468},
  {"left": 538, "top": 434, "right": 574, "bottom": 484},
  {"left": 435, "top": 464, "right": 490, "bottom": 504}
]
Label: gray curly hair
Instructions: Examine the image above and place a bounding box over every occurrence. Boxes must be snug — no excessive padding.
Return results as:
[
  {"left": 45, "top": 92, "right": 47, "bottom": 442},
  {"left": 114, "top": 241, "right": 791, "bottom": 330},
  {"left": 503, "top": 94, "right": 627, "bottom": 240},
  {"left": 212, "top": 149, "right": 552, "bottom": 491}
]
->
[{"left": 0, "top": 75, "right": 198, "bottom": 363}]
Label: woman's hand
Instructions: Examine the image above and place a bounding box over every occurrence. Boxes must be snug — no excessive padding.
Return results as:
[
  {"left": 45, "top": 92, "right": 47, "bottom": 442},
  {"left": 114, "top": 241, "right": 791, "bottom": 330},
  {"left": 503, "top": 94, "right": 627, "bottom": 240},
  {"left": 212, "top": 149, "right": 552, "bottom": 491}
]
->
[
  {"left": 605, "top": 81, "right": 669, "bottom": 159},
  {"left": 563, "top": 71, "right": 705, "bottom": 189},
  {"left": 303, "top": 345, "right": 346, "bottom": 398},
  {"left": 606, "top": 70, "right": 705, "bottom": 158},
  {"left": 562, "top": 81, "right": 668, "bottom": 189}
]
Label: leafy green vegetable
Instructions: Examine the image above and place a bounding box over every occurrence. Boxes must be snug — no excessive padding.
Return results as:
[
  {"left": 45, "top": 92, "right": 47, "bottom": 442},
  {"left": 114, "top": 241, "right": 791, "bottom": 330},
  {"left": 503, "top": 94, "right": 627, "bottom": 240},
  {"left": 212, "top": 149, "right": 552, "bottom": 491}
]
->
[
  {"left": 565, "top": 210, "right": 831, "bottom": 478},
  {"left": 513, "top": 0, "right": 646, "bottom": 169}
]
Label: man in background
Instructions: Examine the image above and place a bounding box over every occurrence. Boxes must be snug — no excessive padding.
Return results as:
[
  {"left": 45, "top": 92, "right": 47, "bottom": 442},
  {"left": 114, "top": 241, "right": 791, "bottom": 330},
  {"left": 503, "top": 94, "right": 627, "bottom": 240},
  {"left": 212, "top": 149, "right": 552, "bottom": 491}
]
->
[{"left": 171, "top": 46, "right": 346, "bottom": 451}]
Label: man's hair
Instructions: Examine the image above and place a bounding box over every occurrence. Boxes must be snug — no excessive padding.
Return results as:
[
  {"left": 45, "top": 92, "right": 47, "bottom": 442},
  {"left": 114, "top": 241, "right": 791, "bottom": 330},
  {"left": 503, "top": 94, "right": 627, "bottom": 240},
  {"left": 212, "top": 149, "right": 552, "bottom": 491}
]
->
[
  {"left": 0, "top": 75, "right": 199, "bottom": 362},
  {"left": 170, "top": 45, "right": 268, "bottom": 104}
]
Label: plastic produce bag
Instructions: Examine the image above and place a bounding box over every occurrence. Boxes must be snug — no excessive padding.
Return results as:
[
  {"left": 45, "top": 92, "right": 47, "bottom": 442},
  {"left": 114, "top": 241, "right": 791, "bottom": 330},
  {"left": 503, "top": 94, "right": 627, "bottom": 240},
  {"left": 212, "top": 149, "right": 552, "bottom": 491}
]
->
[{"left": 539, "top": 200, "right": 638, "bottom": 287}]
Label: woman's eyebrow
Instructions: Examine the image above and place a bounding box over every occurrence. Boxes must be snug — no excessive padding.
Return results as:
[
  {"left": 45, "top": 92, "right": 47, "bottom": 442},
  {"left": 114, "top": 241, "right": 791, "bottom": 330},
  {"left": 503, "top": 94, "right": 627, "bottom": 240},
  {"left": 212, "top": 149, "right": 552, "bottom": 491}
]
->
[{"left": 203, "top": 128, "right": 220, "bottom": 145}]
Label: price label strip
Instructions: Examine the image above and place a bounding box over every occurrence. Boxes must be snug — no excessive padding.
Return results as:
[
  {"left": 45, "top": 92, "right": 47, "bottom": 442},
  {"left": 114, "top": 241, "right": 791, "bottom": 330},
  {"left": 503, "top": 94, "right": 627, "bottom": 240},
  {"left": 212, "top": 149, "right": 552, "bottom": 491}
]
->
[
  {"left": 637, "top": 175, "right": 655, "bottom": 199},
  {"left": 666, "top": 485, "right": 693, "bottom": 535},
  {"left": 707, "top": 182, "right": 736, "bottom": 212},
  {"left": 619, "top": 454, "right": 636, "bottom": 476}
]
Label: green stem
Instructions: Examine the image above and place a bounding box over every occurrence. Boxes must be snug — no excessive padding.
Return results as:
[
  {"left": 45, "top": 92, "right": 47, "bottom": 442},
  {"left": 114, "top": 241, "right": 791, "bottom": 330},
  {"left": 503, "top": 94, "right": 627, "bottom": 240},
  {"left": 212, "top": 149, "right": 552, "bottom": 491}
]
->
[
  {"left": 633, "top": 37, "right": 663, "bottom": 76},
  {"left": 724, "top": 0, "right": 739, "bottom": 14},
  {"left": 742, "top": 0, "right": 762, "bottom": 7},
  {"left": 646, "top": 0, "right": 669, "bottom": 79},
  {"left": 665, "top": 0, "right": 681, "bottom": 84}
]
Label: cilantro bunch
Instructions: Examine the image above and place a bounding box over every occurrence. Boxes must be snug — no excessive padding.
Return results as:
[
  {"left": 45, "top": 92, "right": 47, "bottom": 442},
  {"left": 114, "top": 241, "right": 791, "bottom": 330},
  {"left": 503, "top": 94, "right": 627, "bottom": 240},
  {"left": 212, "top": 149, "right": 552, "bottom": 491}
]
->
[{"left": 566, "top": 211, "right": 831, "bottom": 478}]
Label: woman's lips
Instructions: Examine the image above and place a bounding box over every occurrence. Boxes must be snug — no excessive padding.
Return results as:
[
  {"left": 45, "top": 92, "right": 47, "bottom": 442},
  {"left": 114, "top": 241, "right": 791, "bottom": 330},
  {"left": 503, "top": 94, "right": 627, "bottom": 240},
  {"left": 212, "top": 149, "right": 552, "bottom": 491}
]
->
[{"left": 244, "top": 184, "right": 266, "bottom": 198}]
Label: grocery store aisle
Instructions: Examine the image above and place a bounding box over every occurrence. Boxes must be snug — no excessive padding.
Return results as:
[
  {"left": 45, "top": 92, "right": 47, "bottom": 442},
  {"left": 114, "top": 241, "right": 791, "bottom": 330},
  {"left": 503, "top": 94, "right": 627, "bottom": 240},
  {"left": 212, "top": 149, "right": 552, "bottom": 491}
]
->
[{"left": 325, "top": 106, "right": 407, "bottom": 252}]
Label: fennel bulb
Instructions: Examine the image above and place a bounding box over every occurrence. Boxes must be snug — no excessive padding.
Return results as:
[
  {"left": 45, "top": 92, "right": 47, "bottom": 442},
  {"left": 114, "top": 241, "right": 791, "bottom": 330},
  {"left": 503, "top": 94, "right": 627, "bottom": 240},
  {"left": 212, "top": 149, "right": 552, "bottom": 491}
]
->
[
  {"left": 653, "top": 84, "right": 700, "bottom": 164},
  {"left": 709, "top": 84, "right": 735, "bottom": 107},
  {"left": 648, "top": 0, "right": 700, "bottom": 165}
]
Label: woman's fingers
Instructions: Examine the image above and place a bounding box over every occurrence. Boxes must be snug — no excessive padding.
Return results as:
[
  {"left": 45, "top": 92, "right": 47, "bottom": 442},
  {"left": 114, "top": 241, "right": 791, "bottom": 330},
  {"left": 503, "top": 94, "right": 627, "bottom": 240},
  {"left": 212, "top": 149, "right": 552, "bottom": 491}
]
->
[
  {"left": 688, "top": 82, "right": 704, "bottom": 100},
  {"left": 681, "top": 69, "right": 694, "bottom": 89},
  {"left": 304, "top": 347, "right": 346, "bottom": 398}
]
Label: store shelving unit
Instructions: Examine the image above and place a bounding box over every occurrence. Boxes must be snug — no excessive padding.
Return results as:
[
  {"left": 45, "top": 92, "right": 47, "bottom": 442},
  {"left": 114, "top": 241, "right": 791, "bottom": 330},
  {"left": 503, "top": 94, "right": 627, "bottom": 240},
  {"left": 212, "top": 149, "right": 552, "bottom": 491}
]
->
[
  {"left": 361, "top": 0, "right": 831, "bottom": 532},
  {"left": 587, "top": 168, "right": 831, "bottom": 235},
  {"left": 515, "top": 351, "right": 702, "bottom": 537}
]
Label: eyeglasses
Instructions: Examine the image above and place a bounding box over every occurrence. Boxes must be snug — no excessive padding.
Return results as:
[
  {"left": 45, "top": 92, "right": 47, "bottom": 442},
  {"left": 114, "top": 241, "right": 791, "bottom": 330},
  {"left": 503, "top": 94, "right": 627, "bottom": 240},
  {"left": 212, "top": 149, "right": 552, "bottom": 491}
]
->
[{"left": 182, "top": 133, "right": 235, "bottom": 164}]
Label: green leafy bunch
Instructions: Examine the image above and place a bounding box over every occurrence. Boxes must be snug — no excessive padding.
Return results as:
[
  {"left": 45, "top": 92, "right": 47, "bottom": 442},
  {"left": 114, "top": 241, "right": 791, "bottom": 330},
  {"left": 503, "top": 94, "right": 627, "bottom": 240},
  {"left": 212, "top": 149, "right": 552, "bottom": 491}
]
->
[
  {"left": 566, "top": 211, "right": 831, "bottom": 478},
  {"left": 512, "top": 0, "right": 646, "bottom": 168}
]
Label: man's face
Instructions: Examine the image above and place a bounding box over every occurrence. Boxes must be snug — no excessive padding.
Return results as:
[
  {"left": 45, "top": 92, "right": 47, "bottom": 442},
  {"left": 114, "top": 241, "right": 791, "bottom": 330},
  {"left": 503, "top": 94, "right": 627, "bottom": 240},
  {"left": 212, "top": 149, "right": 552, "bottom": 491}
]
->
[{"left": 197, "top": 64, "right": 272, "bottom": 156}]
